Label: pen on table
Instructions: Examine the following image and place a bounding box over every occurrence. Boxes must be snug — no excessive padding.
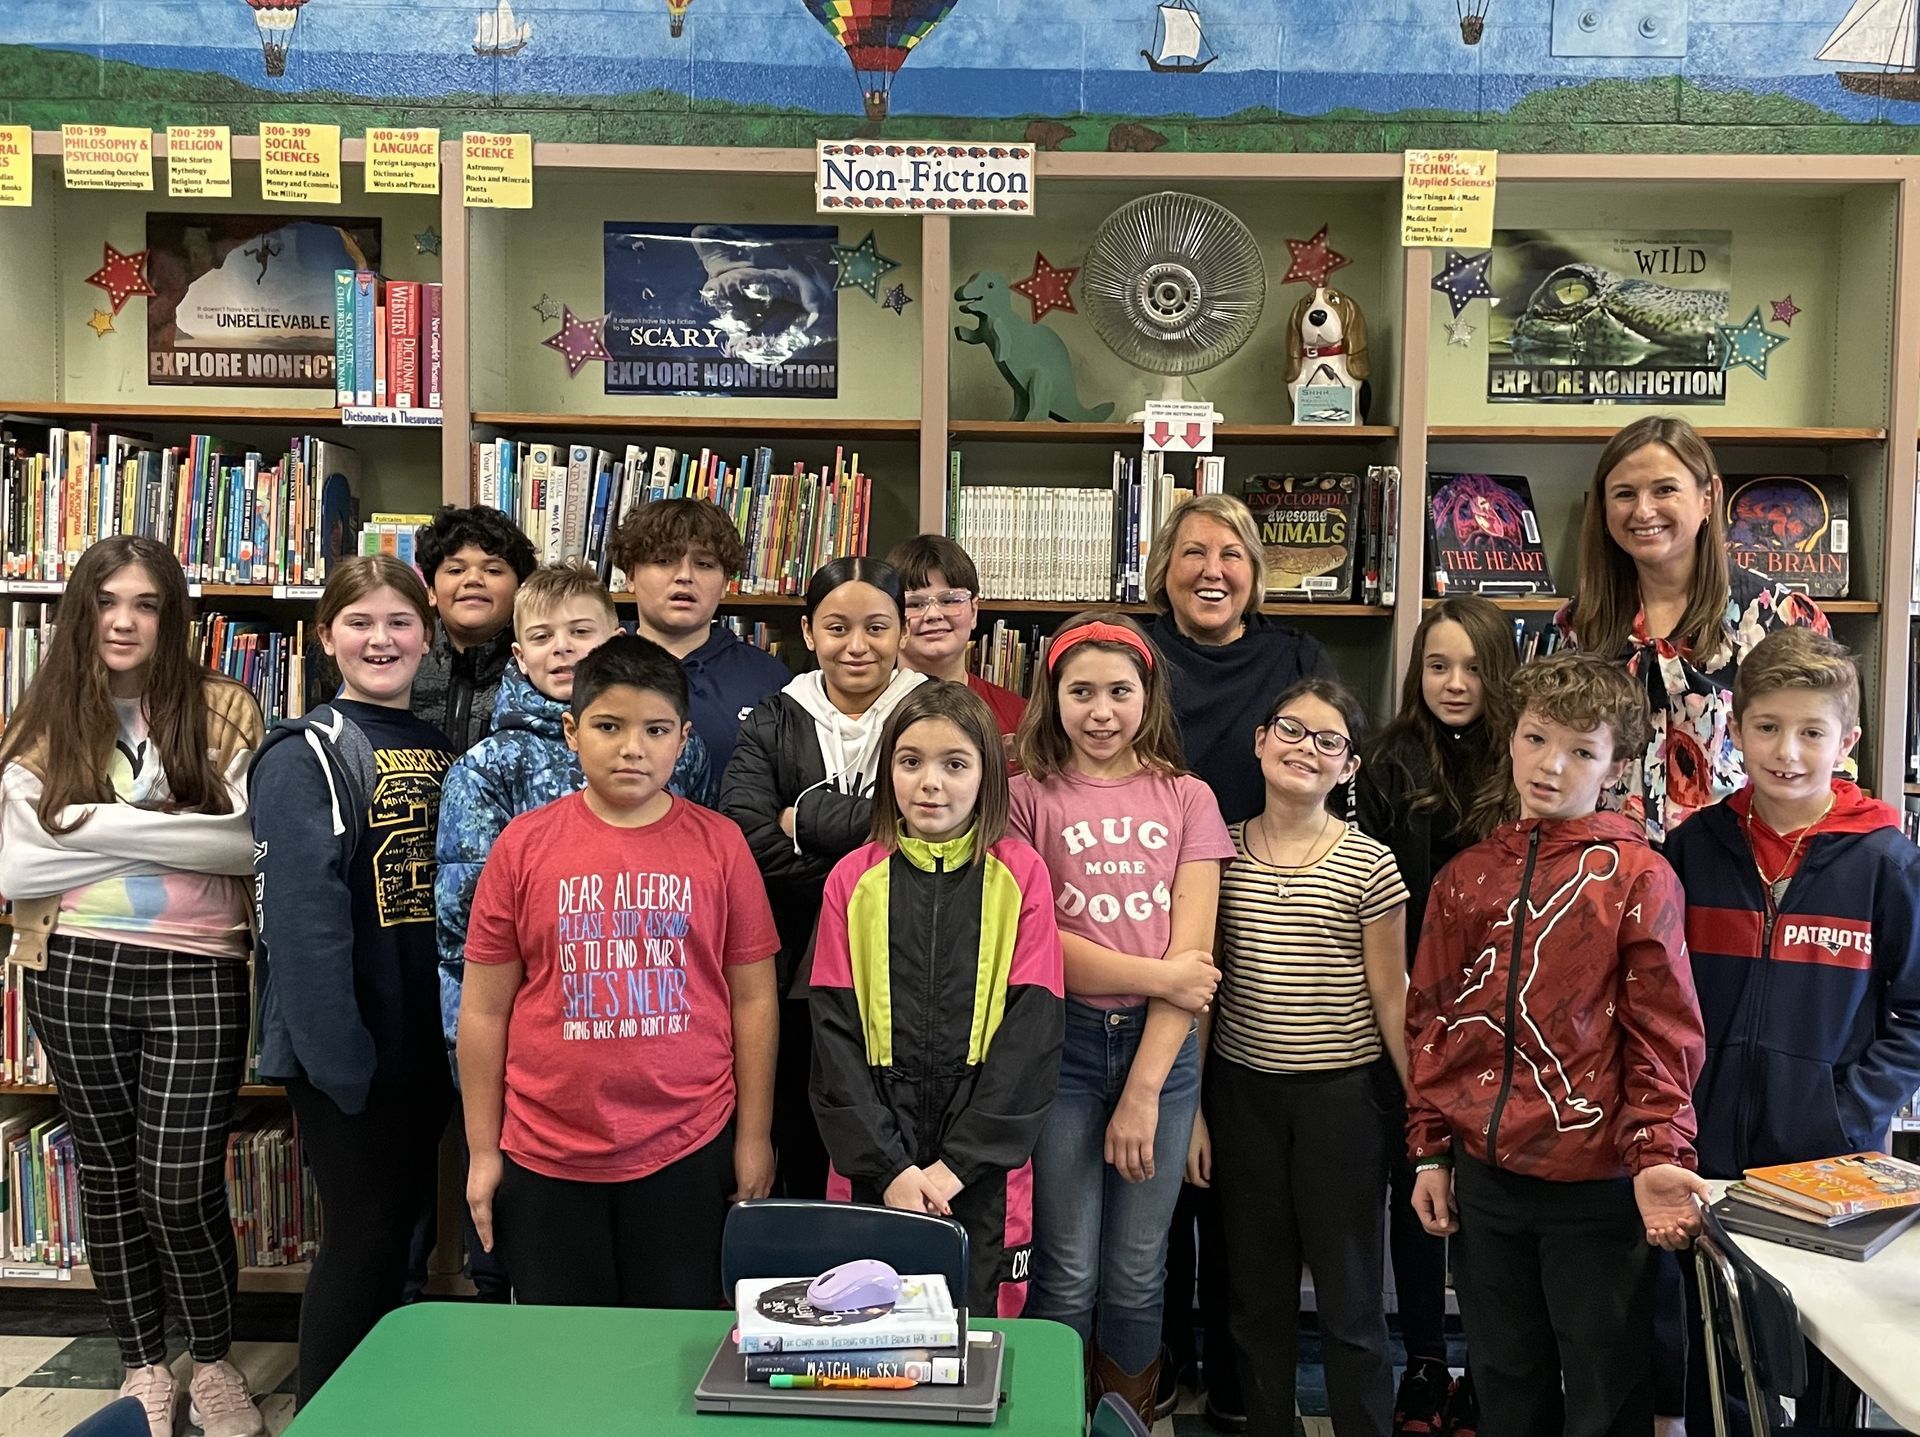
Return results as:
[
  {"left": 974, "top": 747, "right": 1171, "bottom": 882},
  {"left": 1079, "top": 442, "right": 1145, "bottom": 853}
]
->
[{"left": 768, "top": 1375, "right": 919, "bottom": 1390}]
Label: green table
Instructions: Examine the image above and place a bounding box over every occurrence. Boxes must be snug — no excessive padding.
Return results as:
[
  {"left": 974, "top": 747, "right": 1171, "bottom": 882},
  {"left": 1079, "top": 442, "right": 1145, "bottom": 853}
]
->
[{"left": 284, "top": 1303, "right": 1086, "bottom": 1435}]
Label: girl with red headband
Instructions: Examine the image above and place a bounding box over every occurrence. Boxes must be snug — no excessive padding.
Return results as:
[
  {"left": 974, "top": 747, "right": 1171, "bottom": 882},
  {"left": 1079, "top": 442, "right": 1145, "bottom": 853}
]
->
[{"left": 1007, "top": 611, "right": 1234, "bottom": 1424}]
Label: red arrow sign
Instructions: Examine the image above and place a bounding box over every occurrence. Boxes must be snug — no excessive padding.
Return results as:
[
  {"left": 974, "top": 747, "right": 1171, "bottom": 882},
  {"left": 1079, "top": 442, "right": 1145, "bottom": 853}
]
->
[
  {"left": 1149, "top": 422, "right": 1172, "bottom": 446},
  {"left": 1183, "top": 423, "right": 1205, "bottom": 448}
]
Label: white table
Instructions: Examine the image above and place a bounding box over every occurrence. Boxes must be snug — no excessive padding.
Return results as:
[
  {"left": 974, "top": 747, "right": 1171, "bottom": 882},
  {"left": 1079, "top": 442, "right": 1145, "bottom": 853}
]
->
[{"left": 1705, "top": 1180, "right": 1920, "bottom": 1431}]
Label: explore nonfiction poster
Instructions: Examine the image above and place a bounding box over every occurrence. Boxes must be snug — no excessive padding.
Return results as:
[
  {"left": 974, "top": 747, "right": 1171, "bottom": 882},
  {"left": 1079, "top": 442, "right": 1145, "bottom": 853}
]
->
[
  {"left": 603, "top": 222, "right": 838, "bottom": 398},
  {"left": 1487, "top": 230, "right": 1731, "bottom": 406},
  {"left": 147, "top": 214, "right": 380, "bottom": 388}
]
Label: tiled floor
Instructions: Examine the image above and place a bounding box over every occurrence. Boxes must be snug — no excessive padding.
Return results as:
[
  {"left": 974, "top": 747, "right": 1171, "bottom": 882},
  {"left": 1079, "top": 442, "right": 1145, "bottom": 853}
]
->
[{"left": 0, "top": 1337, "right": 298, "bottom": 1437}]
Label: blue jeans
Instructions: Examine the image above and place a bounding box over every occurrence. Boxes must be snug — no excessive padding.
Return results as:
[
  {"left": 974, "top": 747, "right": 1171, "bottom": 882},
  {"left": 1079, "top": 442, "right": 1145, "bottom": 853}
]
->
[{"left": 1029, "top": 1000, "right": 1201, "bottom": 1373}]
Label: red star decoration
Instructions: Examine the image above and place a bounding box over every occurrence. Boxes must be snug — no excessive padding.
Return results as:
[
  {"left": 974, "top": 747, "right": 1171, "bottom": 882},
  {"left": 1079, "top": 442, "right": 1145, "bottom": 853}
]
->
[
  {"left": 541, "top": 306, "right": 611, "bottom": 378},
  {"left": 1769, "top": 294, "right": 1801, "bottom": 327},
  {"left": 85, "top": 242, "right": 155, "bottom": 315},
  {"left": 1011, "top": 252, "right": 1080, "bottom": 323},
  {"left": 1282, "top": 225, "right": 1350, "bottom": 287}
]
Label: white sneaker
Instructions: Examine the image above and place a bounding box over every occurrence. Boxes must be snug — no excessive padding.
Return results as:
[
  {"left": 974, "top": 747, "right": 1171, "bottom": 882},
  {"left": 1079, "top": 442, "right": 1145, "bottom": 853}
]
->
[
  {"left": 188, "top": 1358, "right": 266, "bottom": 1437},
  {"left": 118, "top": 1363, "right": 178, "bottom": 1437}
]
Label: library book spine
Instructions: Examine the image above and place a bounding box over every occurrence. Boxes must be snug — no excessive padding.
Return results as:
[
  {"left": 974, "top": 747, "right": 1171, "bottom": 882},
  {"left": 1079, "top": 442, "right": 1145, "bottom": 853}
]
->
[
  {"left": 352, "top": 273, "right": 377, "bottom": 407},
  {"left": 741, "top": 1350, "right": 962, "bottom": 1385},
  {"left": 388, "top": 281, "right": 421, "bottom": 409},
  {"left": 333, "top": 271, "right": 356, "bottom": 407},
  {"left": 423, "top": 283, "right": 444, "bottom": 410}
]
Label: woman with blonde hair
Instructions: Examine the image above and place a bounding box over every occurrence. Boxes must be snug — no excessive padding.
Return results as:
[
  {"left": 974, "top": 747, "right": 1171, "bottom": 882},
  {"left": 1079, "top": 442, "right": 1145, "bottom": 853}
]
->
[{"left": 1554, "top": 414, "right": 1831, "bottom": 846}]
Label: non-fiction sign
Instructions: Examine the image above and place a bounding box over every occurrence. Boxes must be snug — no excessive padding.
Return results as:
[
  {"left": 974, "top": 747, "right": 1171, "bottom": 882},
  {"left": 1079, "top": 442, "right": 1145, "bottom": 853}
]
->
[{"left": 816, "top": 141, "right": 1033, "bottom": 215}]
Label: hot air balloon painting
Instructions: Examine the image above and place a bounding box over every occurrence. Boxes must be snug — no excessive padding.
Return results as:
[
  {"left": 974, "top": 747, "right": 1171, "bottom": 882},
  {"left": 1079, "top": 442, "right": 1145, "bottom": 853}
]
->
[
  {"left": 802, "top": 0, "right": 959, "bottom": 123},
  {"left": 667, "top": 0, "right": 692, "bottom": 37},
  {"left": 246, "top": 0, "right": 309, "bottom": 76}
]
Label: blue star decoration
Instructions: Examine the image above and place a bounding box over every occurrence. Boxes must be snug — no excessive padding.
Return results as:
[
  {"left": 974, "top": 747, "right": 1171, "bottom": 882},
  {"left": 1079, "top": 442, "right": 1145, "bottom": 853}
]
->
[
  {"left": 1717, "top": 306, "right": 1789, "bottom": 379},
  {"left": 542, "top": 306, "right": 612, "bottom": 379},
  {"left": 413, "top": 225, "right": 441, "bottom": 257},
  {"left": 881, "top": 283, "right": 912, "bottom": 316},
  {"left": 833, "top": 229, "right": 900, "bottom": 302},
  {"left": 1432, "top": 249, "right": 1494, "bottom": 318}
]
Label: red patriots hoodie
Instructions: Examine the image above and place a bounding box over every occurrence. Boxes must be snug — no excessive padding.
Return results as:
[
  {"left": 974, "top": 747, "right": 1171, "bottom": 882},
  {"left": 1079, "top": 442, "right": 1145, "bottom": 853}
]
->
[{"left": 1406, "top": 811, "right": 1706, "bottom": 1181}]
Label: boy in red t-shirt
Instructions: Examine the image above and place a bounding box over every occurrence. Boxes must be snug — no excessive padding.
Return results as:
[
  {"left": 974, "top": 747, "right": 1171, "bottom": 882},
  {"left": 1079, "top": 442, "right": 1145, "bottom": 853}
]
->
[{"left": 458, "top": 634, "right": 780, "bottom": 1307}]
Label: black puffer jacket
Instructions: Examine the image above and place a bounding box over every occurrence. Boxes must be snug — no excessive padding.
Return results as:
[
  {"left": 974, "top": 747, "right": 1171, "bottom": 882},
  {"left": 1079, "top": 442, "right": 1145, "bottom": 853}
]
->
[{"left": 412, "top": 623, "right": 515, "bottom": 754}]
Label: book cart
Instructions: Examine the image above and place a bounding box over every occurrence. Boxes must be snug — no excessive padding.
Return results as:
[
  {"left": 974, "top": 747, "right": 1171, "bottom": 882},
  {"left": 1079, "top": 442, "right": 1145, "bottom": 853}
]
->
[{"left": 2, "top": 135, "right": 1918, "bottom": 1293}]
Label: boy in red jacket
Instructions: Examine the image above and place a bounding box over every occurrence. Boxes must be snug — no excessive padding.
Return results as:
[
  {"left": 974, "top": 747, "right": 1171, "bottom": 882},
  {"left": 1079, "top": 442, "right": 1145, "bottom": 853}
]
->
[{"left": 1406, "top": 653, "right": 1708, "bottom": 1437}]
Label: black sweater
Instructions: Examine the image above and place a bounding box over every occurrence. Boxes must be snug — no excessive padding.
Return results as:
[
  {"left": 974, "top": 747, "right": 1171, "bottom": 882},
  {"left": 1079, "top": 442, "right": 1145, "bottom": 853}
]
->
[
  {"left": 1147, "top": 611, "right": 1333, "bottom": 825},
  {"left": 1353, "top": 732, "right": 1480, "bottom": 969}
]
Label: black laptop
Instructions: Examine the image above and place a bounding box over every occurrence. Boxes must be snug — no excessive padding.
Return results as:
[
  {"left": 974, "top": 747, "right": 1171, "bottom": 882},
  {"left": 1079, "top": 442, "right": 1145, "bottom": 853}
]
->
[{"left": 1713, "top": 1195, "right": 1920, "bottom": 1262}]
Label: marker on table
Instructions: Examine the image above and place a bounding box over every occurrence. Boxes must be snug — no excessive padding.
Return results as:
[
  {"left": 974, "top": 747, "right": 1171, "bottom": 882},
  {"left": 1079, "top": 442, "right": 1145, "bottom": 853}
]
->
[{"left": 768, "top": 1375, "right": 919, "bottom": 1390}]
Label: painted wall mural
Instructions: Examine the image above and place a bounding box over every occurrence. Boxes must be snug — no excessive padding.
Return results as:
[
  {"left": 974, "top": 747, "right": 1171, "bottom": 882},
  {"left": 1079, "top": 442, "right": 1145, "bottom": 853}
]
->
[{"left": 3, "top": 0, "right": 1920, "bottom": 152}]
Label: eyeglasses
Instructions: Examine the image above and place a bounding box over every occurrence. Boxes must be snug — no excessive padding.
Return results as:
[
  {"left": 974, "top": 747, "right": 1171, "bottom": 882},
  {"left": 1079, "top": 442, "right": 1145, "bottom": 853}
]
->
[
  {"left": 1265, "top": 715, "right": 1353, "bottom": 758},
  {"left": 903, "top": 590, "right": 974, "bottom": 617}
]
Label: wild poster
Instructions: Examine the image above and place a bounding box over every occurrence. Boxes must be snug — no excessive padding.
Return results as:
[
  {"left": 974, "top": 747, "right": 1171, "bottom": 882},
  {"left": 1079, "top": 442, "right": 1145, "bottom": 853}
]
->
[
  {"left": 1486, "top": 230, "right": 1731, "bottom": 406},
  {"left": 603, "top": 222, "right": 839, "bottom": 398},
  {"left": 147, "top": 214, "right": 380, "bottom": 388}
]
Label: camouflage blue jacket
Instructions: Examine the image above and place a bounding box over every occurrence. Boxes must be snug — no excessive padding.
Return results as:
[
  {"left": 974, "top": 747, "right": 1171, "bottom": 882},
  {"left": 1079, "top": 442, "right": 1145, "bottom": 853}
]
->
[{"left": 433, "top": 661, "right": 713, "bottom": 1055}]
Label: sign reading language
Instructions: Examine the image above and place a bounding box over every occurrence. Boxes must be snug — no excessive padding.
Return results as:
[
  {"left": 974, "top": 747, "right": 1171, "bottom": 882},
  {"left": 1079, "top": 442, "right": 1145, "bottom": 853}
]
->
[
  {"left": 366, "top": 127, "right": 441, "bottom": 195},
  {"left": 1402, "top": 149, "right": 1498, "bottom": 249}
]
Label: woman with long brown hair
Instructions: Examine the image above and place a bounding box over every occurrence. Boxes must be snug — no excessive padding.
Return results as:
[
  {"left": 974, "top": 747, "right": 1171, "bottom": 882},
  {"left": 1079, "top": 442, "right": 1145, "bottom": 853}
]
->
[
  {"left": 1556, "top": 415, "right": 1831, "bottom": 846},
  {"left": 0, "top": 536, "right": 266, "bottom": 1437}
]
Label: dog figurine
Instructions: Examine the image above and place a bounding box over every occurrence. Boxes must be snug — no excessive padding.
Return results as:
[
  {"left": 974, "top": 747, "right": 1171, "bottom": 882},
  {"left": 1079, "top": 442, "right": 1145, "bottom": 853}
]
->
[{"left": 1285, "top": 286, "right": 1371, "bottom": 423}]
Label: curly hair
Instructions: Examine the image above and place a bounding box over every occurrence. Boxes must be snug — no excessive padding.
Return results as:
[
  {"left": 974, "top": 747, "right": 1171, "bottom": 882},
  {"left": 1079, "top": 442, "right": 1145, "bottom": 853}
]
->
[
  {"left": 413, "top": 504, "right": 538, "bottom": 585},
  {"left": 1475, "top": 653, "right": 1652, "bottom": 828},
  {"left": 608, "top": 498, "right": 748, "bottom": 580}
]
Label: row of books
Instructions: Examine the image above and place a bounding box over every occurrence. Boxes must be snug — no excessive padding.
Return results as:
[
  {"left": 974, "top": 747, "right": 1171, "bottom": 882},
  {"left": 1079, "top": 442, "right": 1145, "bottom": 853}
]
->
[
  {"left": 226, "top": 1111, "right": 322, "bottom": 1269},
  {"left": 954, "top": 486, "right": 1119, "bottom": 604},
  {"left": 1, "top": 1105, "right": 80, "bottom": 1270},
  {"left": 732, "top": 1272, "right": 964, "bottom": 1385},
  {"left": 332, "top": 273, "right": 444, "bottom": 410},
  {"left": 0, "top": 959, "right": 47, "bottom": 1086},
  {"left": 717, "top": 614, "right": 785, "bottom": 657},
  {"left": 472, "top": 439, "right": 873, "bottom": 596},
  {"left": 0, "top": 426, "right": 362, "bottom": 586},
  {"left": 969, "top": 619, "right": 1049, "bottom": 698},
  {"left": 1726, "top": 1151, "right": 1920, "bottom": 1222}
]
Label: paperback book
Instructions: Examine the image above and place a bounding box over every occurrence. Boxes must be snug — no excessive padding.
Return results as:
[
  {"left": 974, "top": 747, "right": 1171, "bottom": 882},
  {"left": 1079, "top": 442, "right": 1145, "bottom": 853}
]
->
[
  {"left": 1743, "top": 1152, "right": 1920, "bottom": 1217},
  {"left": 1425, "top": 471, "right": 1554, "bottom": 597},
  {"left": 741, "top": 1349, "right": 963, "bottom": 1385}
]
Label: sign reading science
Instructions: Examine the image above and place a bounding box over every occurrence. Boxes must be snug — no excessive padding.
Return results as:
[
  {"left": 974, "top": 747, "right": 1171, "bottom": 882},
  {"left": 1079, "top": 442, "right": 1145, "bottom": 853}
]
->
[{"left": 815, "top": 142, "right": 1033, "bottom": 215}]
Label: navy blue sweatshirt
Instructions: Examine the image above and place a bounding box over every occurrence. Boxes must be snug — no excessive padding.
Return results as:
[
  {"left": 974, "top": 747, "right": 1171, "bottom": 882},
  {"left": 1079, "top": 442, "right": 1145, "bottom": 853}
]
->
[
  {"left": 1664, "top": 795, "right": 1920, "bottom": 1177},
  {"left": 677, "top": 623, "right": 790, "bottom": 779},
  {"left": 249, "top": 700, "right": 455, "bottom": 1115}
]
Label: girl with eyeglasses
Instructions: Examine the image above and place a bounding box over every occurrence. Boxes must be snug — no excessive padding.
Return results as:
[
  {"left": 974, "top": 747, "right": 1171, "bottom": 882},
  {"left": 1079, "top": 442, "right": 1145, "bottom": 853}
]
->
[{"left": 1188, "top": 677, "right": 1410, "bottom": 1437}]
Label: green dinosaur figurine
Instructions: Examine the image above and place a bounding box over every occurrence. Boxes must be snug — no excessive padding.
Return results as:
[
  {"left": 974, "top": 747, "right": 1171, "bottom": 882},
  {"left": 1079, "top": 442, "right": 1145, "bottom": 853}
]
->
[{"left": 955, "top": 271, "right": 1115, "bottom": 423}]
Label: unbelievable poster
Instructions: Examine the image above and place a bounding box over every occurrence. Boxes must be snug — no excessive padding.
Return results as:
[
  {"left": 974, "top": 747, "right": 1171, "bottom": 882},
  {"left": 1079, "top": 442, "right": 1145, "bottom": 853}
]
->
[
  {"left": 603, "top": 222, "right": 838, "bottom": 398},
  {"left": 147, "top": 214, "right": 380, "bottom": 388},
  {"left": 1487, "top": 230, "right": 1731, "bottom": 406}
]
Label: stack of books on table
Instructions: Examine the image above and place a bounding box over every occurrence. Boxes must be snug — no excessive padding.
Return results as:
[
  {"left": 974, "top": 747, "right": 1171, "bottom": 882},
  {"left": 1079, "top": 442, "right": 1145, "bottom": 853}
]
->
[
  {"left": 1723, "top": 1152, "right": 1920, "bottom": 1255},
  {"left": 731, "top": 1273, "right": 964, "bottom": 1386}
]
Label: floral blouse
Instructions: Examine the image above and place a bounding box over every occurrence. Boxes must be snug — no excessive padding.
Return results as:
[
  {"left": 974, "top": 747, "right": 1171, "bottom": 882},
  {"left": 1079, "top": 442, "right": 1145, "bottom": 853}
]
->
[{"left": 1553, "top": 565, "right": 1832, "bottom": 847}]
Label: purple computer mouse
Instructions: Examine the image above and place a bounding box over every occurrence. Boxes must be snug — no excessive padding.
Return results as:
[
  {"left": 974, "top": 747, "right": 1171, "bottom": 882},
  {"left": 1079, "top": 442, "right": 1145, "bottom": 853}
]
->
[{"left": 806, "top": 1259, "right": 902, "bottom": 1312}]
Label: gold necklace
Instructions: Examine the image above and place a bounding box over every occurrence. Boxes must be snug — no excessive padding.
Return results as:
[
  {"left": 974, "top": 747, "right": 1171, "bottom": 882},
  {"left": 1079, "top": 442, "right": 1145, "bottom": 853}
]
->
[
  {"left": 1745, "top": 793, "right": 1833, "bottom": 909},
  {"left": 1250, "top": 810, "right": 1336, "bottom": 900}
]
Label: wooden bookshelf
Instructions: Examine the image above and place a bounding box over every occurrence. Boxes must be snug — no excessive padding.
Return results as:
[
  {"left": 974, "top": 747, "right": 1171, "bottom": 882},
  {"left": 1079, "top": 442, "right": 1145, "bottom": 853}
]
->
[
  {"left": 0, "top": 1262, "right": 312, "bottom": 1294},
  {"left": 974, "top": 599, "right": 1391, "bottom": 617},
  {"left": 0, "top": 401, "right": 348, "bottom": 425},
  {"left": 1426, "top": 425, "right": 1887, "bottom": 445},
  {"left": 948, "top": 420, "right": 1399, "bottom": 444},
  {"left": 474, "top": 413, "right": 919, "bottom": 439},
  {"left": 1423, "top": 595, "right": 1566, "bottom": 612}
]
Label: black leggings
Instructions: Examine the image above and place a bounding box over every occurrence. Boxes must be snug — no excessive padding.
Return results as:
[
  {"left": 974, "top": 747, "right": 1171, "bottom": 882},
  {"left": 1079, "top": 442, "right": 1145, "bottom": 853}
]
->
[
  {"left": 492, "top": 1124, "right": 734, "bottom": 1308},
  {"left": 1385, "top": 1088, "right": 1452, "bottom": 1364},
  {"left": 286, "top": 1072, "right": 451, "bottom": 1408}
]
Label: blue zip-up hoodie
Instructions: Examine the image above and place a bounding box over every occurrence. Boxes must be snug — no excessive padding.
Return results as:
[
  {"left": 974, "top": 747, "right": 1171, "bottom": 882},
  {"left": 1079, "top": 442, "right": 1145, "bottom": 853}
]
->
[
  {"left": 249, "top": 700, "right": 455, "bottom": 1115},
  {"left": 1664, "top": 790, "right": 1920, "bottom": 1177},
  {"left": 675, "top": 623, "right": 790, "bottom": 780},
  {"left": 433, "top": 662, "right": 714, "bottom": 1051}
]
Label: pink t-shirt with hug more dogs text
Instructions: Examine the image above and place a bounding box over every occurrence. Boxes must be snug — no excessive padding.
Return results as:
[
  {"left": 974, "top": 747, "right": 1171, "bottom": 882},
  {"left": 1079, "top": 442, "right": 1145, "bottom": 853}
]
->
[{"left": 1009, "top": 768, "right": 1234, "bottom": 1009}]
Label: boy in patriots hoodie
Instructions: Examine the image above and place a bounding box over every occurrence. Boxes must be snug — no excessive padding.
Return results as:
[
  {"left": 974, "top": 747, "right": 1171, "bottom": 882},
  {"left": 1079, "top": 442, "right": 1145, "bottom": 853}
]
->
[{"left": 1664, "top": 626, "right": 1920, "bottom": 1177}]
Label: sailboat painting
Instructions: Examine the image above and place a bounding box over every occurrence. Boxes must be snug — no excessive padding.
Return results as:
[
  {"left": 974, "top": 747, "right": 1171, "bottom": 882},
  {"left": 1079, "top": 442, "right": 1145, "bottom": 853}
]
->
[
  {"left": 1142, "top": 0, "right": 1217, "bottom": 74},
  {"left": 474, "top": 0, "right": 532, "bottom": 57},
  {"left": 1818, "top": 0, "right": 1920, "bottom": 101}
]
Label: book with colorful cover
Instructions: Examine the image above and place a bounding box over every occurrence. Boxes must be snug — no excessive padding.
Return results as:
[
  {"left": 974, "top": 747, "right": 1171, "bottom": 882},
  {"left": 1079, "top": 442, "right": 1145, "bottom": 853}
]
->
[
  {"left": 733, "top": 1274, "right": 958, "bottom": 1354},
  {"left": 1723, "top": 1180, "right": 1858, "bottom": 1228},
  {"left": 1722, "top": 472, "right": 1850, "bottom": 598},
  {"left": 1241, "top": 471, "right": 1360, "bottom": 601},
  {"left": 1425, "top": 471, "right": 1553, "bottom": 597},
  {"left": 1743, "top": 1152, "right": 1920, "bottom": 1217}
]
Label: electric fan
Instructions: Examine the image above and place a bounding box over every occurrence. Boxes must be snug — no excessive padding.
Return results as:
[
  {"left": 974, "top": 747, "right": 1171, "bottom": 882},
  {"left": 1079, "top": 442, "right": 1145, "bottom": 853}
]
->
[{"left": 1079, "top": 191, "right": 1266, "bottom": 421}]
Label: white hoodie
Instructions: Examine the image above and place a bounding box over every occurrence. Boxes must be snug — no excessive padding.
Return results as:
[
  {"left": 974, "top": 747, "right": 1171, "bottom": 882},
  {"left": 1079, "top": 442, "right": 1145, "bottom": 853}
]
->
[{"left": 781, "top": 667, "right": 928, "bottom": 839}]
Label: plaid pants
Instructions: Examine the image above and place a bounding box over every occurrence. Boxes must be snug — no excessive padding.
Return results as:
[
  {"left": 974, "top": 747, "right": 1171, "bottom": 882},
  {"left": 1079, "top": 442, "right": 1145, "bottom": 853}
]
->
[{"left": 22, "top": 935, "right": 250, "bottom": 1366}]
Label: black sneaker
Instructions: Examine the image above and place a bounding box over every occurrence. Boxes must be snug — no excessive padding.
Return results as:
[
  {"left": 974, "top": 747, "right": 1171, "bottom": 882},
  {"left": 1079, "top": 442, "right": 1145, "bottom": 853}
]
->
[
  {"left": 1154, "top": 1344, "right": 1180, "bottom": 1421},
  {"left": 1443, "top": 1368, "right": 1478, "bottom": 1437},
  {"left": 1393, "top": 1357, "right": 1453, "bottom": 1437}
]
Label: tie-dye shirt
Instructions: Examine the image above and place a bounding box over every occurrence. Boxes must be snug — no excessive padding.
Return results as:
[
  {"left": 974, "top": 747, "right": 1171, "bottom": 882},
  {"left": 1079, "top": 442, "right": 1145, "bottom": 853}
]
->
[{"left": 58, "top": 700, "right": 252, "bottom": 958}]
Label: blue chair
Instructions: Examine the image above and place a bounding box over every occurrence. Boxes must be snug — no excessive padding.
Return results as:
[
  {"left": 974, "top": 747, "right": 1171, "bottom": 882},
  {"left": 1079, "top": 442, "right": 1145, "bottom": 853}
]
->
[
  {"left": 1693, "top": 1200, "right": 1873, "bottom": 1437},
  {"left": 62, "top": 1397, "right": 151, "bottom": 1437},
  {"left": 721, "top": 1198, "right": 972, "bottom": 1345},
  {"left": 1092, "top": 1390, "right": 1152, "bottom": 1437}
]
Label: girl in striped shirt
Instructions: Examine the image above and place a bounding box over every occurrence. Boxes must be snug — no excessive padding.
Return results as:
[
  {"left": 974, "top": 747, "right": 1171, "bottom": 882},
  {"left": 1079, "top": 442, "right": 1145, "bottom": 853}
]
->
[{"left": 1187, "top": 677, "right": 1409, "bottom": 1437}]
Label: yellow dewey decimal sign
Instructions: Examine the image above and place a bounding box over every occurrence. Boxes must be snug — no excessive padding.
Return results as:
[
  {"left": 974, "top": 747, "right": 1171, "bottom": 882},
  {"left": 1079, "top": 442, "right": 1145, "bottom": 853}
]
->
[
  {"left": 61, "top": 124, "right": 154, "bottom": 191},
  {"left": 462, "top": 132, "right": 533, "bottom": 209},
  {"left": 366, "top": 127, "right": 441, "bottom": 194},
  {"left": 167, "top": 125, "right": 232, "bottom": 199},
  {"left": 0, "top": 125, "right": 32, "bottom": 207},
  {"left": 260, "top": 122, "right": 341, "bottom": 204},
  {"left": 1401, "top": 148, "right": 1498, "bottom": 249}
]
